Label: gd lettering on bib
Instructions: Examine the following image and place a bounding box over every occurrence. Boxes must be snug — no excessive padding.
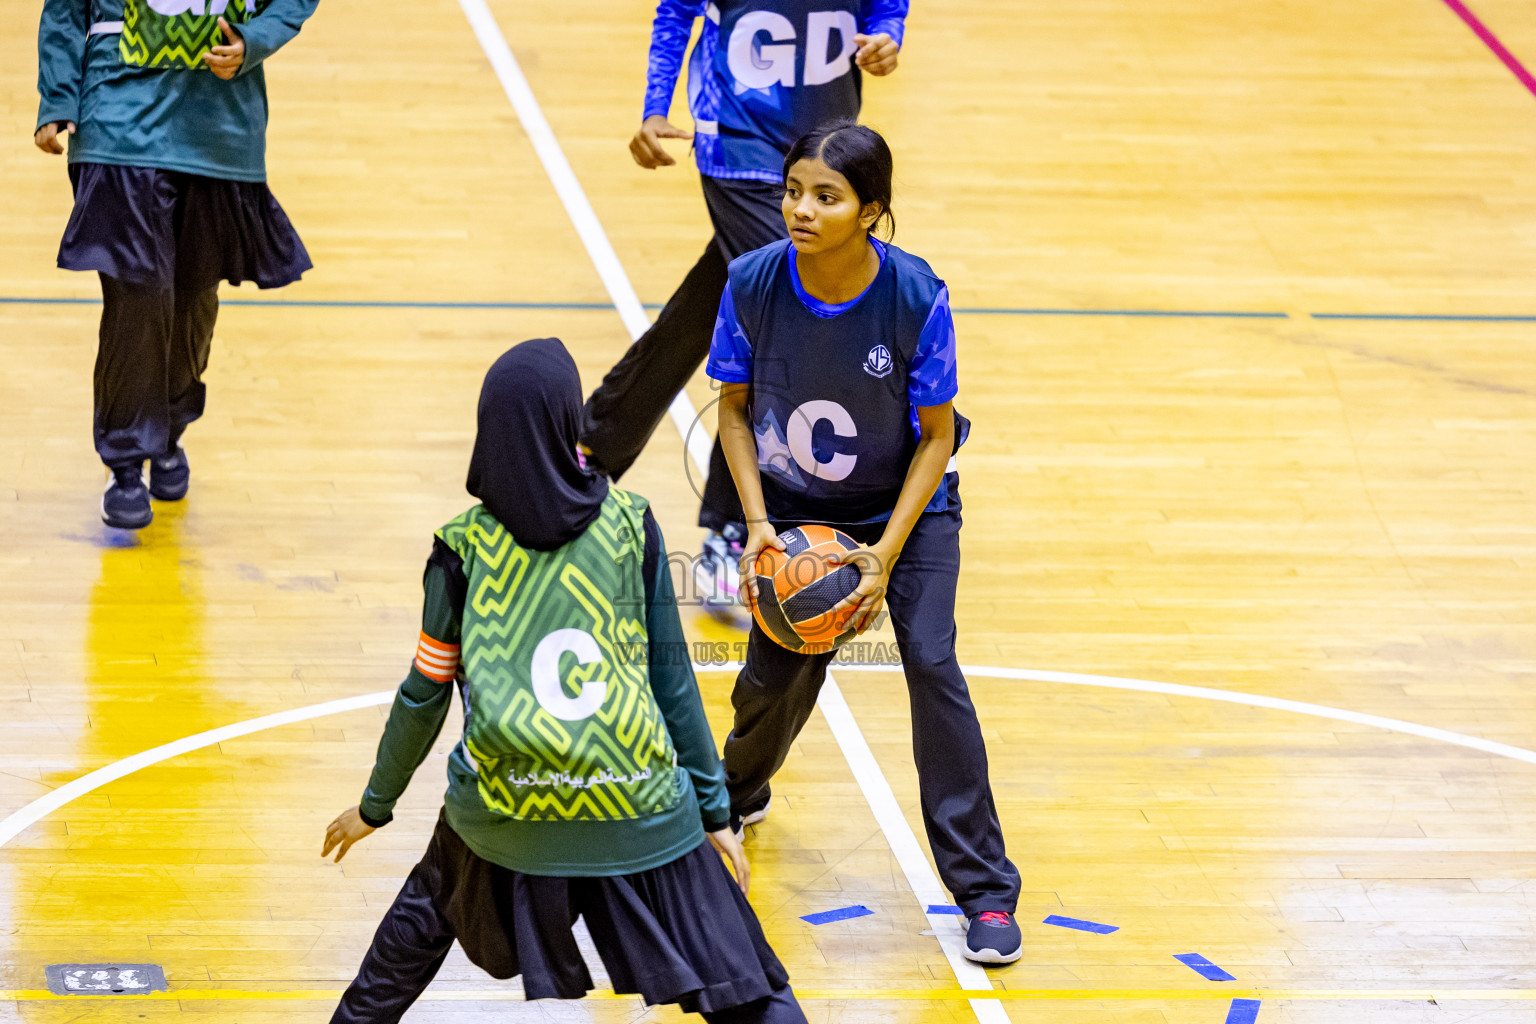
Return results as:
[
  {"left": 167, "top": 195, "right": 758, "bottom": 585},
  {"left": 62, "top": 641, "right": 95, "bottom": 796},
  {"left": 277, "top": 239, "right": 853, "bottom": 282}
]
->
[{"left": 120, "top": 0, "right": 259, "bottom": 70}]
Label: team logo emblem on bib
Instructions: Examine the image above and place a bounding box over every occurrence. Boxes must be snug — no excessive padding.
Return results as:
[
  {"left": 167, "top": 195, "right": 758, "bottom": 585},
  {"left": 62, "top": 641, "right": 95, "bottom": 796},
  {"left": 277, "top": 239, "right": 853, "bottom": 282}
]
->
[{"left": 863, "top": 344, "right": 893, "bottom": 378}]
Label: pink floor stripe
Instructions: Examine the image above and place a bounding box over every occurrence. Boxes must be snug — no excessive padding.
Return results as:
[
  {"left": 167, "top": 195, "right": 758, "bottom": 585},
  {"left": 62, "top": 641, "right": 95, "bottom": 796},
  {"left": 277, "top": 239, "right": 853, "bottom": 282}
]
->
[{"left": 1440, "top": 0, "right": 1536, "bottom": 98}]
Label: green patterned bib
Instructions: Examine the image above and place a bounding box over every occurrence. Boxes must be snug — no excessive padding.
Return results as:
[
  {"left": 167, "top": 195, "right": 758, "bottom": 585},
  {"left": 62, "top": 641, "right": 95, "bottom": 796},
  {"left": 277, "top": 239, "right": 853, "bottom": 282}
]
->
[
  {"left": 437, "top": 490, "right": 680, "bottom": 822},
  {"left": 119, "top": 0, "right": 258, "bottom": 70}
]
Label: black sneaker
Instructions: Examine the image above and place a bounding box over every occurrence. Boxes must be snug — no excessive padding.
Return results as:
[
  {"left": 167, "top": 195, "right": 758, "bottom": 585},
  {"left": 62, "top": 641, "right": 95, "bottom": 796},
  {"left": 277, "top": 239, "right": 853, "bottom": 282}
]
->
[
  {"left": 102, "top": 464, "right": 152, "bottom": 529},
  {"left": 149, "top": 446, "right": 189, "bottom": 501},
  {"left": 964, "top": 911, "right": 1023, "bottom": 964}
]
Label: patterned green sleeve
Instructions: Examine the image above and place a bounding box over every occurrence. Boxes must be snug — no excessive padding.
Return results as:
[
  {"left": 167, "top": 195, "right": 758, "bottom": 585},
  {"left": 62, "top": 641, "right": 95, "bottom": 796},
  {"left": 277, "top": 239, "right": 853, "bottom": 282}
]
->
[
  {"left": 358, "top": 543, "right": 464, "bottom": 827},
  {"left": 642, "top": 512, "right": 732, "bottom": 830}
]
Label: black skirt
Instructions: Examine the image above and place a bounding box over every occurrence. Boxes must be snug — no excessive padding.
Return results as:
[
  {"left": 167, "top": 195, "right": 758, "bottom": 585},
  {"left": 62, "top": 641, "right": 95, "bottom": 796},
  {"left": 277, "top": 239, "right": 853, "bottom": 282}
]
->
[
  {"left": 59, "top": 162, "right": 311, "bottom": 291},
  {"left": 417, "top": 812, "right": 789, "bottom": 1013}
]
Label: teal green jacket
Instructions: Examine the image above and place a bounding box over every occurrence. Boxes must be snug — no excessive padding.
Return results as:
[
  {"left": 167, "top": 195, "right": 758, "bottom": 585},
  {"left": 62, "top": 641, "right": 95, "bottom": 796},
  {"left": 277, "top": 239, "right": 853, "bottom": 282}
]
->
[
  {"left": 36, "top": 0, "right": 318, "bottom": 181},
  {"left": 359, "top": 508, "right": 733, "bottom": 876}
]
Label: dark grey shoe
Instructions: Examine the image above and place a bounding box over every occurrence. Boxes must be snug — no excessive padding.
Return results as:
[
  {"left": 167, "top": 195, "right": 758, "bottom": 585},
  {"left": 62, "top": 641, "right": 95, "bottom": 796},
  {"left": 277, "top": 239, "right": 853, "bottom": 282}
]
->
[
  {"left": 102, "top": 464, "right": 152, "bottom": 529},
  {"left": 964, "top": 911, "right": 1023, "bottom": 964},
  {"left": 149, "top": 446, "right": 189, "bottom": 501}
]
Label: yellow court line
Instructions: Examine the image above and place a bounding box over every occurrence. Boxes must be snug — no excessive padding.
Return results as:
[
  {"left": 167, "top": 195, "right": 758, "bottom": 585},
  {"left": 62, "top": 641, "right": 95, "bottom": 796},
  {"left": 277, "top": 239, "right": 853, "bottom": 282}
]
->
[{"left": 6, "top": 988, "right": 1536, "bottom": 1002}]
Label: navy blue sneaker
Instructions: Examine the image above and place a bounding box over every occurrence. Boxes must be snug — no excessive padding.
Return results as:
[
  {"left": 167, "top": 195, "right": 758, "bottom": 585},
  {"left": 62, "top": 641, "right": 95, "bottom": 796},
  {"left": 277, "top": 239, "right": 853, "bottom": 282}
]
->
[
  {"left": 102, "top": 464, "right": 152, "bottom": 529},
  {"left": 964, "top": 911, "right": 1023, "bottom": 964},
  {"left": 149, "top": 446, "right": 189, "bottom": 501}
]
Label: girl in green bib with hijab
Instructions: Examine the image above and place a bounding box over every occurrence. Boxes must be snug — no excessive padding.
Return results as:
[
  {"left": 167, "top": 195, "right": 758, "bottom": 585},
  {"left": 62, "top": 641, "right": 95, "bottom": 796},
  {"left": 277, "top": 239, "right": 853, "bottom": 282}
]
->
[{"left": 322, "top": 338, "right": 806, "bottom": 1024}]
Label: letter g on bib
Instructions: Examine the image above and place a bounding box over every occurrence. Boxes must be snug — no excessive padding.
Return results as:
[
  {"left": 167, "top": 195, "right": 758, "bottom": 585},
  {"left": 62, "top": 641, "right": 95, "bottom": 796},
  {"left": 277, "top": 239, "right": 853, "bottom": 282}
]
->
[
  {"left": 530, "top": 628, "right": 607, "bottom": 722},
  {"left": 727, "top": 11, "right": 797, "bottom": 90}
]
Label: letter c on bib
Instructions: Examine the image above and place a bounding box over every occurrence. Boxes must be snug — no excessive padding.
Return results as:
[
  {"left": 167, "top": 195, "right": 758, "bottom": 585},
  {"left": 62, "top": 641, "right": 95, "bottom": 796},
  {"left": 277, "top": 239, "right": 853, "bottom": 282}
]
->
[
  {"left": 531, "top": 628, "right": 607, "bottom": 722},
  {"left": 787, "top": 399, "right": 857, "bottom": 481},
  {"left": 727, "top": 11, "right": 797, "bottom": 90}
]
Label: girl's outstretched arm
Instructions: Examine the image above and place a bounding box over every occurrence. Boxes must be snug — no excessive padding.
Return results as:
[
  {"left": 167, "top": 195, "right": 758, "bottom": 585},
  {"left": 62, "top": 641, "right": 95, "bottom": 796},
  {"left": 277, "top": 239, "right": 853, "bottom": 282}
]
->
[{"left": 322, "top": 544, "right": 462, "bottom": 860}]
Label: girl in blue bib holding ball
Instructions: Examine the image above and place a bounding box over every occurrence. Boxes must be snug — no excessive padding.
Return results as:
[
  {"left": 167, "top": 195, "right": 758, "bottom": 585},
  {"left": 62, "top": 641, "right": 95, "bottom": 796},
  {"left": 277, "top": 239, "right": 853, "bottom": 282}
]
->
[{"left": 707, "top": 121, "right": 1025, "bottom": 964}]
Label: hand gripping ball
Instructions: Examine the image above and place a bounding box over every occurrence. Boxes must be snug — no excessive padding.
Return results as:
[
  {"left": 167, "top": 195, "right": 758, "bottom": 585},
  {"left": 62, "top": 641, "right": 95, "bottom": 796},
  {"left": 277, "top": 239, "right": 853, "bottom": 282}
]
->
[{"left": 750, "top": 525, "right": 863, "bottom": 653}]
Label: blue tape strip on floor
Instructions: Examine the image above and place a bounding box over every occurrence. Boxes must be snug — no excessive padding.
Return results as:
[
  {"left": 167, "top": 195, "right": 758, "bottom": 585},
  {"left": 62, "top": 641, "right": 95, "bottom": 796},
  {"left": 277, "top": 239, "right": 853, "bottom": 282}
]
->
[
  {"left": 926, "top": 905, "right": 963, "bottom": 915},
  {"left": 800, "top": 905, "right": 874, "bottom": 926},
  {"left": 1225, "top": 997, "right": 1262, "bottom": 1023},
  {"left": 1174, "top": 953, "right": 1236, "bottom": 982},
  {"left": 1043, "top": 914, "right": 1118, "bottom": 934}
]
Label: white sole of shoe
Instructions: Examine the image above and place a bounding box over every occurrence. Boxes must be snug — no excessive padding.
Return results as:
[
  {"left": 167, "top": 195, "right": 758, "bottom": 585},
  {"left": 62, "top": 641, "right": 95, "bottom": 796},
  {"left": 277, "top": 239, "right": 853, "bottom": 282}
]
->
[
  {"left": 741, "top": 800, "right": 771, "bottom": 827},
  {"left": 962, "top": 945, "right": 1023, "bottom": 965}
]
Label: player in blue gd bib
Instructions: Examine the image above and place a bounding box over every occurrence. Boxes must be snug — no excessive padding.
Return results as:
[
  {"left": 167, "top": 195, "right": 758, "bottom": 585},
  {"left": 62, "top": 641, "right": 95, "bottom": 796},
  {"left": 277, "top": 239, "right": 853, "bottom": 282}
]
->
[
  {"left": 579, "top": 0, "right": 908, "bottom": 615},
  {"left": 707, "top": 122, "right": 1026, "bottom": 965}
]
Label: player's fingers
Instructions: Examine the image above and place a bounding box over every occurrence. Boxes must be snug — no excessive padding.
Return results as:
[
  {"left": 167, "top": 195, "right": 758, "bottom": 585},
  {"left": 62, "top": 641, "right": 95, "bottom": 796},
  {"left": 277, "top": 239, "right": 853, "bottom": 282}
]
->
[
  {"left": 858, "top": 592, "right": 886, "bottom": 633},
  {"left": 733, "top": 849, "right": 751, "bottom": 895},
  {"left": 638, "top": 134, "right": 672, "bottom": 167},
  {"left": 629, "top": 136, "right": 657, "bottom": 169}
]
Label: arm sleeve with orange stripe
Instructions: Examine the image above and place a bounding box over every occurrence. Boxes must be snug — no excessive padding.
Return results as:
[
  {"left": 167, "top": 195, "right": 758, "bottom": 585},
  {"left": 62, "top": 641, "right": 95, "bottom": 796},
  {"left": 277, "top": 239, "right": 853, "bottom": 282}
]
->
[{"left": 358, "top": 541, "right": 465, "bottom": 828}]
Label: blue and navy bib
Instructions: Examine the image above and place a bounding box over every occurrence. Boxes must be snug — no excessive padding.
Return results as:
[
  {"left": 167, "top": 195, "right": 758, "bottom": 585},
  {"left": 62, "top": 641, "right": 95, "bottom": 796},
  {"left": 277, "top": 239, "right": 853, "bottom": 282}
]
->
[
  {"left": 702, "top": 0, "right": 865, "bottom": 179},
  {"left": 725, "top": 239, "right": 962, "bottom": 524}
]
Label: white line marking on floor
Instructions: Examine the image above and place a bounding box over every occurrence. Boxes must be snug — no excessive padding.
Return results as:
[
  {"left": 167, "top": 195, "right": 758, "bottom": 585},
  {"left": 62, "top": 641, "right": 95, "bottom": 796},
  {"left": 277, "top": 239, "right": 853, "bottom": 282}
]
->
[
  {"left": 0, "top": 693, "right": 392, "bottom": 849},
  {"left": 10, "top": 663, "right": 1536, "bottom": 851},
  {"left": 451, "top": 1, "right": 1007, "bottom": 1014}
]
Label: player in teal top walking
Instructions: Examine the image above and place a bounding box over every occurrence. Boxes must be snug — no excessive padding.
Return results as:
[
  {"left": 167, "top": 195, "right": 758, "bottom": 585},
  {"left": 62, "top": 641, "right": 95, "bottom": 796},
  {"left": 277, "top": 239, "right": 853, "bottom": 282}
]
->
[
  {"left": 34, "top": 0, "right": 316, "bottom": 529},
  {"left": 323, "top": 339, "right": 805, "bottom": 1024}
]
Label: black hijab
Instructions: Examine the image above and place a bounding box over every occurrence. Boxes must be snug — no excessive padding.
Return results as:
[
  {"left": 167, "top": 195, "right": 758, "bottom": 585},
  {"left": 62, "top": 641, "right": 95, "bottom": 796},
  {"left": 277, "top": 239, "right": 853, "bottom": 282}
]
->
[{"left": 466, "top": 338, "right": 609, "bottom": 551}]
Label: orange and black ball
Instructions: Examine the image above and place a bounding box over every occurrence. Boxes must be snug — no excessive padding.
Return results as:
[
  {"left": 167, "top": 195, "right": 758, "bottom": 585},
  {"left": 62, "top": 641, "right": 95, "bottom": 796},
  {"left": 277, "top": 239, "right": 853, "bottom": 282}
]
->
[{"left": 750, "top": 525, "right": 863, "bottom": 653}]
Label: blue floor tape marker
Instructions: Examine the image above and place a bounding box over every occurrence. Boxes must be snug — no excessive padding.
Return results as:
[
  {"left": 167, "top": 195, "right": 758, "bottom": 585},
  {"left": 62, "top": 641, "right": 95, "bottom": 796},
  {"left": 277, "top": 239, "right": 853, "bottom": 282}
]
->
[
  {"left": 1225, "top": 998, "right": 1261, "bottom": 1023},
  {"left": 1174, "top": 953, "right": 1237, "bottom": 982},
  {"left": 800, "top": 906, "right": 874, "bottom": 926},
  {"left": 926, "top": 905, "right": 963, "bottom": 915},
  {"left": 1043, "top": 914, "right": 1119, "bottom": 934}
]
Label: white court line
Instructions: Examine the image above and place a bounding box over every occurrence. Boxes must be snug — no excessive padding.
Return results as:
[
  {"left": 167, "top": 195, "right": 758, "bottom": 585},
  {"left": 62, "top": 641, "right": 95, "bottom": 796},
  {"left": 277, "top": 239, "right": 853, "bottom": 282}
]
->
[
  {"left": 0, "top": 693, "right": 393, "bottom": 850},
  {"left": 451, "top": 0, "right": 1006, "bottom": 1015},
  {"left": 454, "top": 0, "right": 712, "bottom": 474},
  {"left": 9, "top": 663, "right": 1536, "bottom": 849}
]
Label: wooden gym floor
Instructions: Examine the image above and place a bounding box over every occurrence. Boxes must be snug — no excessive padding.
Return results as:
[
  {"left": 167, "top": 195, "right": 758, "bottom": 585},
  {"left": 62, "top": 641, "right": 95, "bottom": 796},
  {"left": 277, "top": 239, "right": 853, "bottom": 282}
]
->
[{"left": 3, "top": 0, "right": 1536, "bottom": 1020}]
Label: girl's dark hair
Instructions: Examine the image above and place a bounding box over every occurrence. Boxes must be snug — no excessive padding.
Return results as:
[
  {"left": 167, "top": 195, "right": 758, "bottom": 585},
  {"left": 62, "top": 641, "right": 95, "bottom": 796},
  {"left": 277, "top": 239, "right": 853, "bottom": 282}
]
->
[{"left": 782, "top": 120, "right": 895, "bottom": 239}]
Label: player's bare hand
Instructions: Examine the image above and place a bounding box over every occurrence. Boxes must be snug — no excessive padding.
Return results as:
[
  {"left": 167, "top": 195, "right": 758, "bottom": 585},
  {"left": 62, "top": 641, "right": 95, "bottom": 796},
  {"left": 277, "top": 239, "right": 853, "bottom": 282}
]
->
[
  {"left": 34, "top": 120, "right": 75, "bottom": 155},
  {"left": 737, "top": 523, "right": 786, "bottom": 611},
  {"left": 853, "top": 33, "right": 899, "bottom": 76},
  {"left": 322, "top": 805, "right": 376, "bottom": 863},
  {"left": 708, "top": 826, "right": 751, "bottom": 895},
  {"left": 827, "top": 542, "right": 890, "bottom": 634},
  {"left": 202, "top": 18, "right": 245, "bottom": 80},
  {"left": 630, "top": 114, "right": 693, "bottom": 169}
]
